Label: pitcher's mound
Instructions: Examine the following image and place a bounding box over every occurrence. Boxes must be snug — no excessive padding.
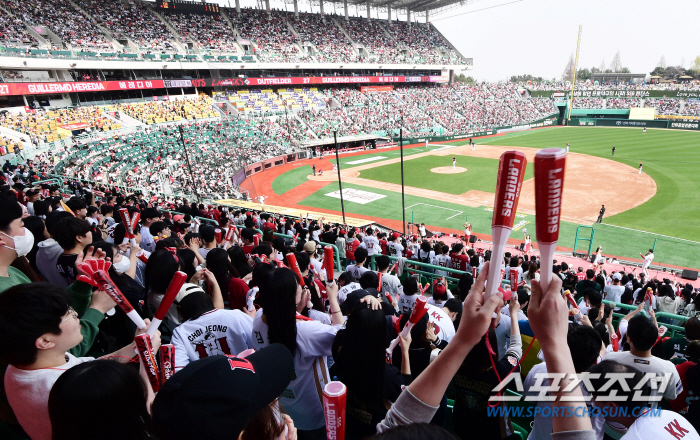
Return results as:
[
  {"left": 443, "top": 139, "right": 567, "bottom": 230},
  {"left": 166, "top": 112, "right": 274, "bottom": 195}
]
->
[{"left": 431, "top": 166, "right": 467, "bottom": 174}]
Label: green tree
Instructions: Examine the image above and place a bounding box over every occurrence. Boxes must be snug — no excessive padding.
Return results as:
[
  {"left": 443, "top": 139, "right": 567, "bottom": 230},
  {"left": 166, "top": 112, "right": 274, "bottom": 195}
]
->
[
  {"left": 577, "top": 68, "right": 592, "bottom": 81},
  {"left": 562, "top": 54, "right": 575, "bottom": 82},
  {"left": 454, "top": 74, "right": 475, "bottom": 84},
  {"left": 509, "top": 74, "right": 544, "bottom": 83}
]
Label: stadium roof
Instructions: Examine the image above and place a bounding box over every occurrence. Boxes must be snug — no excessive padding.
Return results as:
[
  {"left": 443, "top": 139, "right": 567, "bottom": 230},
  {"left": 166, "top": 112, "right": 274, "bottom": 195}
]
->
[{"left": 282, "top": 0, "right": 478, "bottom": 16}]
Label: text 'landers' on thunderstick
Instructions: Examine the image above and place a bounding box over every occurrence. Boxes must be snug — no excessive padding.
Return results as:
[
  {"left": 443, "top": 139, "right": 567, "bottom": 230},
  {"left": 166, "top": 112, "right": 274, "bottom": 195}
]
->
[
  {"left": 486, "top": 151, "right": 527, "bottom": 302},
  {"left": 534, "top": 148, "right": 567, "bottom": 295}
]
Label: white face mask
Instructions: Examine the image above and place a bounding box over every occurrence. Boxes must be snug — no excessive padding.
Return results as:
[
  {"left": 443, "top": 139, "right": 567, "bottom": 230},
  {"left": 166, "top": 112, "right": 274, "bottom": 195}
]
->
[
  {"left": 1, "top": 228, "right": 34, "bottom": 257},
  {"left": 112, "top": 256, "right": 131, "bottom": 274}
]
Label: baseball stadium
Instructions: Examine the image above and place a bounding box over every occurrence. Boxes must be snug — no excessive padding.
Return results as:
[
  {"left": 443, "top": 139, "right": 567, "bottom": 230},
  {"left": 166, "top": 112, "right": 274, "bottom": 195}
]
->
[{"left": 2, "top": 0, "right": 700, "bottom": 439}]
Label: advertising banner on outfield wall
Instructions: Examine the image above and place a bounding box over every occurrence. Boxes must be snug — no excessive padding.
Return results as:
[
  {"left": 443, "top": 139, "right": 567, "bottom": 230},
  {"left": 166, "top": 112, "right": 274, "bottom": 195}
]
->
[
  {"left": 595, "top": 119, "right": 669, "bottom": 128},
  {"left": 529, "top": 89, "right": 700, "bottom": 99}
]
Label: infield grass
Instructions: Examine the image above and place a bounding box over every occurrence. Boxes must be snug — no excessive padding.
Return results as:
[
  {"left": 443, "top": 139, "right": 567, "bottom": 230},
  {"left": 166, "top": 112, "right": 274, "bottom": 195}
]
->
[
  {"left": 272, "top": 165, "right": 313, "bottom": 195},
  {"left": 358, "top": 155, "right": 534, "bottom": 195}
]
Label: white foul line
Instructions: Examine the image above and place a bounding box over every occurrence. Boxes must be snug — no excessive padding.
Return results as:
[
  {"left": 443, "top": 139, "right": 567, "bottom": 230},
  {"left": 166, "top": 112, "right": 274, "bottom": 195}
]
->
[{"left": 404, "top": 203, "right": 463, "bottom": 221}]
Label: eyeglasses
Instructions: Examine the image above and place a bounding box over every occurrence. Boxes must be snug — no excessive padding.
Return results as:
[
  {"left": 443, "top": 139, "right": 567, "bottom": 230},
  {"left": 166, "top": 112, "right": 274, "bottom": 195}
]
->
[{"left": 60, "top": 306, "right": 78, "bottom": 324}]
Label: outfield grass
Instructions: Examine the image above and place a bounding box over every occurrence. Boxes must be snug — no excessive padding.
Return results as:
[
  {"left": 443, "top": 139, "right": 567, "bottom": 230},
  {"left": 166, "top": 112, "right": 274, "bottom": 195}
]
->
[
  {"left": 358, "top": 155, "right": 534, "bottom": 195},
  {"left": 320, "top": 146, "right": 431, "bottom": 170},
  {"left": 298, "top": 181, "right": 700, "bottom": 268},
  {"left": 479, "top": 127, "right": 700, "bottom": 243},
  {"left": 271, "top": 165, "right": 313, "bottom": 195}
]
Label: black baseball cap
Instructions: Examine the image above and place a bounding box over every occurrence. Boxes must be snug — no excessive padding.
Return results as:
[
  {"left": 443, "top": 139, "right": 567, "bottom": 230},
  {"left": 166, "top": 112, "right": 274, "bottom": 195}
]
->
[{"left": 151, "top": 344, "right": 294, "bottom": 439}]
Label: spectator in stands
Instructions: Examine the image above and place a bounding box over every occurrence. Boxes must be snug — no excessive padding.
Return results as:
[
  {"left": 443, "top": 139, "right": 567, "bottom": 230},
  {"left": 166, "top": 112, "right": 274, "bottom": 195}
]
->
[{"left": 53, "top": 217, "right": 93, "bottom": 286}]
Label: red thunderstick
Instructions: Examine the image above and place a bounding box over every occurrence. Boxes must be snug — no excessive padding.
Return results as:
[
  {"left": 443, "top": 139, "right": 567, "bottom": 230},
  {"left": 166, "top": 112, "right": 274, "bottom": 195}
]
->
[
  {"left": 147, "top": 271, "right": 187, "bottom": 337},
  {"left": 118, "top": 208, "right": 140, "bottom": 247},
  {"left": 386, "top": 295, "right": 428, "bottom": 359},
  {"left": 158, "top": 344, "right": 175, "bottom": 385},
  {"left": 377, "top": 272, "right": 383, "bottom": 293},
  {"left": 534, "top": 148, "right": 567, "bottom": 294},
  {"left": 78, "top": 260, "right": 148, "bottom": 329},
  {"left": 510, "top": 268, "right": 519, "bottom": 289},
  {"left": 323, "top": 246, "right": 334, "bottom": 281},
  {"left": 286, "top": 253, "right": 305, "bottom": 286},
  {"left": 486, "top": 151, "right": 527, "bottom": 301},
  {"left": 323, "top": 381, "right": 347, "bottom": 440},
  {"left": 214, "top": 229, "right": 222, "bottom": 244},
  {"left": 135, "top": 334, "right": 161, "bottom": 392},
  {"left": 225, "top": 227, "right": 236, "bottom": 243}
]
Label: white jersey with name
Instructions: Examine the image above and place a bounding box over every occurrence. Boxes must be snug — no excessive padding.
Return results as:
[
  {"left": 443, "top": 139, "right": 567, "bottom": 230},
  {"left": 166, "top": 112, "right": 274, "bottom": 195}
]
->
[
  {"left": 387, "top": 241, "right": 404, "bottom": 257},
  {"left": 251, "top": 312, "right": 340, "bottom": 430},
  {"left": 643, "top": 252, "right": 655, "bottom": 268},
  {"left": 426, "top": 305, "right": 455, "bottom": 342},
  {"left": 347, "top": 264, "right": 369, "bottom": 283},
  {"left": 433, "top": 254, "right": 452, "bottom": 276},
  {"left": 338, "top": 282, "right": 361, "bottom": 304},
  {"left": 603, "top": 351, "right": 682, "bottom": 401},
  {"left": 380, "top": 272, "right": 403, "bottom": 298},
  {"left": 171, "top": 309, "right": 254, "bottom": 370},
  {"left": 361, "top": 235, "right": 380, "bottom": 256},
  {"left": 398, "top": 293, "right": 419, "bottom": 315},
  {"left": 623, "top": 409, "right": 699, "bottom": 440}
]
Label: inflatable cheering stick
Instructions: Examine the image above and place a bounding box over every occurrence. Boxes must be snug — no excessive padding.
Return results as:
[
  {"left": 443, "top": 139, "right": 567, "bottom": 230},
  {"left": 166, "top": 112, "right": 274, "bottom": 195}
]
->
[
  {"left": 135, "top": 334, "right": 161, "bottom": 392},
  {"left": 77, "top": 260, "right": 147, "bottom": 329},
  {"left": 487, "top": 151, "right": 527, "bottom": 301},
  {"left": 158, "top": 344, "right": 175, "bottom": 385},
  {"left": 118, "top": 208, "right": 140, "bottom": 247},
  {"left": 534, "top": 148, "right": 567, "bottom": 294},
  {"left": 323, "top": 381, "right": 347, "bottom": 440},
  {"left": 323, "top": 246, "right": 334, "bottom": 281},
  {"left": 147, "top": 271, "right": 187, "bottom": 337},
  {"left": 286, "top": 253, "right": 305, "bottom": 286},
  {"left": 387, "top": 296, "right": 428, "bottom": 359}
]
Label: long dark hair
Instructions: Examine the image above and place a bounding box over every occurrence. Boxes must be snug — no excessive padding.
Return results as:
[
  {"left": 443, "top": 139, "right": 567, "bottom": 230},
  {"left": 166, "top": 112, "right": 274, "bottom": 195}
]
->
[
  {"left": 48, "top": 360, "right": 152, "bottom": 440},
  {"left": 144, "top": 250, "right": 179, "bottom": 294},
  {"left": 335, "top": 304, "right": 386, "bottom": 403},
  {"left": 206, "top": 248, "right": 239, "bottom": 293},
  {"left": 257, "top": 268, "right": 299, "bottom": 356}
]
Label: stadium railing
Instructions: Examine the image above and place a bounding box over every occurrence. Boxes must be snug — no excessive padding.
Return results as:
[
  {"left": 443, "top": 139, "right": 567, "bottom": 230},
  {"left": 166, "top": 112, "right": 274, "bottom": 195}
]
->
[
  {"left": 369, "top": 254, "right": 467, "bottom": 292},
  {"left": 601, "top": 299, "right": 688, "bottom": 335}
]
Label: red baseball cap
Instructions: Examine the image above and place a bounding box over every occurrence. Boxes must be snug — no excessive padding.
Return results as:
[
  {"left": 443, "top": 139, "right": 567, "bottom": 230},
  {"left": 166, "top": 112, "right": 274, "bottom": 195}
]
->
[{"left": 391, "top": 232, "right": 401, "bottom": 240}]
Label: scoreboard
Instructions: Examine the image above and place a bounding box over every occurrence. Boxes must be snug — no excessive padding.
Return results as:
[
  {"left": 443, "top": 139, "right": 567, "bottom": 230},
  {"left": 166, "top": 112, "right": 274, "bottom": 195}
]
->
[{"left": 156, "top": 0, "right": 220, "bottom": 15}]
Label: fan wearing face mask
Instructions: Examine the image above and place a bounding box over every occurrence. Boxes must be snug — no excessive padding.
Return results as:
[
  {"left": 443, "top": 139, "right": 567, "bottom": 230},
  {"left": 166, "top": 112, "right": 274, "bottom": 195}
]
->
[{"left": 0, "top": 192, "right": 36, "bottom": 292}]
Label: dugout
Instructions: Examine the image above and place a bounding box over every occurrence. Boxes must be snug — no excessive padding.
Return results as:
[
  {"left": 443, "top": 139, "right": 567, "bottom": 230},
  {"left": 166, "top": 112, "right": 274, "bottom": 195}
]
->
[{"left": 303, "top": 134, "right": 389, "bottom": 157}]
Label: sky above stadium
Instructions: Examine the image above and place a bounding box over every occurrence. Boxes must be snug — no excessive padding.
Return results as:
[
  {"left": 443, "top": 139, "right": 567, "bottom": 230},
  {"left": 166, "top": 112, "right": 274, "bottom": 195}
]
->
[{"left": 225, "top": 0, "right": 699, "bottom": 81}]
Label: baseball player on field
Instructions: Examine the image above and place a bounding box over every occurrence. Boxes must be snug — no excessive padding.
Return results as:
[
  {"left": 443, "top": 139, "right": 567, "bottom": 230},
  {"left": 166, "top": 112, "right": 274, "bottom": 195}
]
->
[{"left": 640, "top": 249, "right": 654, "bottom": 276}]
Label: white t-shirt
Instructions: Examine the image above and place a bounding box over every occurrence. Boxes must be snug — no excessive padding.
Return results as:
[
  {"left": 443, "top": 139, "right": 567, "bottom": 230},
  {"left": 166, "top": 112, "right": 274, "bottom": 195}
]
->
[
  {"left": 309, "top": 257, "right": 323, "bottom": 274},
  {"left": 426, "top": 305, "right": 455, "bottom": 342},
  {"left": 361, "top": 235, "right": 380, "bottom": 256},
  {"left": 380, "top": 272, "right": 403, "bottom": 298},
  {"left": 251, "top": 313, "right": 340, "bottom": 430},
  {"left": 337, "top": 282, "right": 361, "bottom": 304},
  {"left": 621, "top": 409, "right": 699, "bottom": 440},
  {"left": 171, "top": 309, "right": 254, "bottom": 370},
  {"left": 603, "top": 351, "right": 682, "bottom": 401},
  {"left": 524, "top": 362, "right": 605, "bottom": 440},
  {"left": 5, "top": 353, "right": 94, "bottom": 440},
  {"left": 140, "top": 226, "right": 156, "bottom": 252},
  {"left": 494, "top": 313, "right": 512, "bottom": 360},
  {"left": 387, "top": 241, "right": 404, "bottom": 257},
  {"left": 643, "top": 253, "right": 655, "bottom": 268},
  {"left": 604, "top": 284, "right": 625, "bottom": 305},
  {"left": 433, "top": 254, "right": 451, "bottom": 276},
  {"left": 398, "top": 293, "right": 418, "bottom": 315},
  {"left": 347, "top": 264, "right": 368, "bottom": 283}
]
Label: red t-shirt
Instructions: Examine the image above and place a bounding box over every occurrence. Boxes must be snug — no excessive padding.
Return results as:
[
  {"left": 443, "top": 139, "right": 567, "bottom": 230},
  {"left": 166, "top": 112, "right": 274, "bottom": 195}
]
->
[
  {"left": 450, "top": 253, "right": 470, "bottom": 271},
  {"left": 576, "top": 272, "right": 586, "bottom": 281},
  {"left": 241, "top": 244, "right": 255, "bottom": 258},
  {"left": 379, "top": 239, "right": 388, "bottom": 255},
  {"left": 671, "top": 361, "right": 696, "bottom": 413},
  {"left": 228, "top": 277, "right": 249, "bottom": 311},
  {"left": 345, "top": 238, "right": 360, "bottom": 261}
]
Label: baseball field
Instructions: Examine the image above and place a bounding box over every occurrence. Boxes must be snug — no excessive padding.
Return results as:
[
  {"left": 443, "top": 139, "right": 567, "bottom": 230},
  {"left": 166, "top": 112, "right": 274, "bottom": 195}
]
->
[{"left": 246, "top": 126, "right": 700, "bottom": 269}]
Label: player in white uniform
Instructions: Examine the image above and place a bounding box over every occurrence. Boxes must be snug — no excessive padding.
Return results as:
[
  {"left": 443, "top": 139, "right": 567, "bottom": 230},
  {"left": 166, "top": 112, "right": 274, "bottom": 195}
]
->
[
  {"left": 452, "top": 156, "right": 456, "bottom": 169},
  {"left": 257, "top": 195, "right": 266, "bottom": 206},
  {"left": 170, "top": 294, "right": 254, "bottom": 370},
  {"left": 386, "top": 232, "right": 404, "bottom": 257},
  {"left": 640, "top": 249, "right": 655, "bottom": 276}
]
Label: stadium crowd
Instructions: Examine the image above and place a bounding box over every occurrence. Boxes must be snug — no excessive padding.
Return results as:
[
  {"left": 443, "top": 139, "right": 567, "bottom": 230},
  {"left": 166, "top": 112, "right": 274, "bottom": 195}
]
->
[
  {"left": 230, "top": 9, "right": 309, "bottom": 63},
  {"left": 162, "top": 10, "right": 239, "bottom": 54},
  {"left": 82, "top": 0, "right": 174, "bottom": 51},
  {"left": 527, "top": 80, "right": 700, "bottom": 91},
  {"left": 0, "top": 10, "right": 35, "bottom": 47},
  {"left": 290, "top": 13, "right": 359, "bottom": 63},
  {"left": 0, "top": 166, "right": 698, "bottom": 440}
]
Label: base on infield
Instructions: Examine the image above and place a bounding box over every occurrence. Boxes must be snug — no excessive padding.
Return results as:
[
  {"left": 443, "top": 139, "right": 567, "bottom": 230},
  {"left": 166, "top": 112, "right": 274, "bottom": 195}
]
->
[{"left": 431, "top": 166, "right": 467, "bottom": 174}]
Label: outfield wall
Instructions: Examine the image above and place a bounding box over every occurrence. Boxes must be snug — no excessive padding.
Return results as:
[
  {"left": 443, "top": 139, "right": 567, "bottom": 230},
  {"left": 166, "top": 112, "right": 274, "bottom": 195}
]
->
[
  {"left": 529, "top": 89, "right": 700, "bottom": 98},
  {"left": 570, "top": 118, "right": 700, "bottom": 130},
  {"left": 392, "top": 115, "right": 559, "bottom": 145}
]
